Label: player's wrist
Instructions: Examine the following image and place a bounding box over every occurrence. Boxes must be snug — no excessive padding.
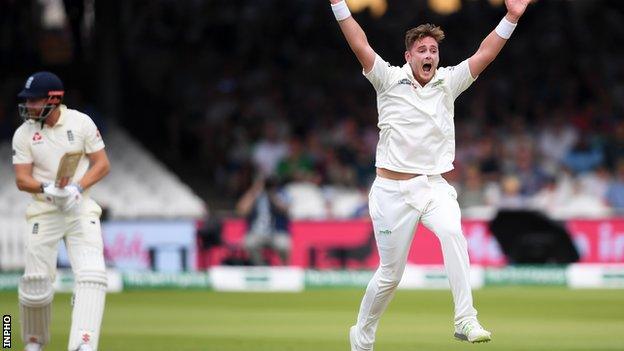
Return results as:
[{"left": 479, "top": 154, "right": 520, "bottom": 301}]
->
[
  {"left": 71, "top": 182, "right": 84, "bottom": 193},
  {"left": 504, "top": 12, "right": 520, "bottom": 24},
  {"left": 495, "top": 16, "right": 517, "bottom": 40},
  {"left": 40, "top": 182, "right": 50, "bottom": 193},
  {"left": 331, "top": 0, "right": 351, "bottom": 22}
]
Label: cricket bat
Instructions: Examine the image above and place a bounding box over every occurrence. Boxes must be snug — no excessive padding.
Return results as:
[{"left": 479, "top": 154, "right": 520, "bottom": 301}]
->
[{"left": 55, "top": 152, "right": 83, "bottom": 188}]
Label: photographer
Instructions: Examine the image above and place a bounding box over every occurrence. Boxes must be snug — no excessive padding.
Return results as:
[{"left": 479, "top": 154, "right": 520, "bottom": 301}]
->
[{"left": 236, "top": 176, "right": 291, "bottom": 265}]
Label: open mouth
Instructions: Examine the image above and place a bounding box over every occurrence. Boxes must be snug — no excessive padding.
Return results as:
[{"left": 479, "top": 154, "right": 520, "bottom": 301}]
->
[{"left": 423, "top": 63, "right": 432, "bottom": 72}]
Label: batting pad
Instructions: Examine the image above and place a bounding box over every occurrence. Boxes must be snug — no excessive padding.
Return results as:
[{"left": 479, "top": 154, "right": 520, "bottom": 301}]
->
[
  {"left": 68, "top": 270, "right": 107, "bottom": 351},
  {"left": 19, "top": 274, "right": 54, "bottom": 346}
]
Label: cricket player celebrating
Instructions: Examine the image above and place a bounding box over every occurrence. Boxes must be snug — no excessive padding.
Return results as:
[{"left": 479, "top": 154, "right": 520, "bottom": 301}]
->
[
  {"left": 329, "top": 0, "right": 532, "bottom": 348},
  {"left": 12, "top": 72, "right": 110, "bottom": 351}
]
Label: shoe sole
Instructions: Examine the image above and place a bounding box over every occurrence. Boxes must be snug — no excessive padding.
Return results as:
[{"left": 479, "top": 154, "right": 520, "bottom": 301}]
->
[{"left": 454, "top": 332, "right": 492, "bottom": 343}]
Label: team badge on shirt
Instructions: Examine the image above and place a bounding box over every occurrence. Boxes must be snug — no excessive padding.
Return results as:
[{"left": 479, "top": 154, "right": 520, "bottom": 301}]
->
[
  {"left": 32, "top": 132, "right": 44, "bottom": 145},
  {"left": 67, "top": 130, "right": 75, "bottom": 142}
]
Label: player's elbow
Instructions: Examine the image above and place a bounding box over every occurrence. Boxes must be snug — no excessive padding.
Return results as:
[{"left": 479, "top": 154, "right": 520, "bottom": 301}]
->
[{"left": 15, "top": 178, "right": 28, "bottom": 191}]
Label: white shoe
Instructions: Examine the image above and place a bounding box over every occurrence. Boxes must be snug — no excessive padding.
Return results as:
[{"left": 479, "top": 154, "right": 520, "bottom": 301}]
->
[
  {"left": 77, "top": 344, "right": 94, "bottom": 351},
  {"left": 24, "top": 343, "right": 42, "bottom": 351},
  {"left": 454, "top": 319, "right": 492, "bottom": 343}
]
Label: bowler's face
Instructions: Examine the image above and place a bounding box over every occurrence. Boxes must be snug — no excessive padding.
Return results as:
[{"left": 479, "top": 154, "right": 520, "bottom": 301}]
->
[{"left": 405, "top": 36, "right": 439, "bottom": 86}]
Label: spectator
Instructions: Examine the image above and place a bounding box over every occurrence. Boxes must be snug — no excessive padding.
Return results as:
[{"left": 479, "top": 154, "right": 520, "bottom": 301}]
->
[
  {"left": 275, "top": 136, "right": 316, "bottom": 183},
  {"left": 236, "top": 176, "right": 291, "bottom": 266},
  {"left": 563, "top": 135, "right": 604, "bottom": 175},
  {"left": 606, "top": 159, "right": 624, "bottom": 214},
  {"left": 252, "top": 121, "right": 289, "bottom": 177}
]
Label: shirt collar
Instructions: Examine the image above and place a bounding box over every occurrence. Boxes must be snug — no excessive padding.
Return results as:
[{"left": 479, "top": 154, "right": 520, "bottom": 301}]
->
[
  {"left": 402, "top": 62, "right": 438, "bottom": 89},
  {"left": 50, "top": 104, "right": 67, "bottom": 128}
]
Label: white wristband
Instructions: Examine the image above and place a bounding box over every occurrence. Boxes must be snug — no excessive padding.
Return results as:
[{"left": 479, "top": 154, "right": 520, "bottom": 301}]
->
[
  {"left": 331, "top": 1, "right": 351, "bottom": 22},
  {"left": 495, "top": 17, "right": 517, "bottom": 40}
]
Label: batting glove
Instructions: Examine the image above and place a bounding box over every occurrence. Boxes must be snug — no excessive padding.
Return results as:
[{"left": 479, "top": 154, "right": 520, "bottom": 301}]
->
[
  {"left": 42, "top": 183, "right": 70, "bottom": 208},
  {"left": 62, "top": 183, "right": 83, "bottom": 213}
]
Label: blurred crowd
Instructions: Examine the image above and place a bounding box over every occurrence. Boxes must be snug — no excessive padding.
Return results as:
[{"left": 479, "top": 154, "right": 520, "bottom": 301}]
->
[{"left": 2, "top": 0, "right": 624, "bottom": 218}]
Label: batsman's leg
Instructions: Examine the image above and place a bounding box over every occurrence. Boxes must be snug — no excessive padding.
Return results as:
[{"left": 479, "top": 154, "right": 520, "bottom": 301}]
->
[
  {"left": 351, "top": 177, "right": 420, "bottom": 350},
  {"left": 19, "top": 274, "right": 54, "bottom": 347},
  {"left": 20, "top": 212, "right": 64, "bottom": 349},
  {"left": 65, "top": 200, "right": 107, "bottom": 351}
]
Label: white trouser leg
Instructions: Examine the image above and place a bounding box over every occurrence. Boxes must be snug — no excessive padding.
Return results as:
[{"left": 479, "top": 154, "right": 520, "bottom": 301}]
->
[
  {"left": 420, "top": 176, "right": 477, "bottom": 325},
  {"left": 65, "top": 200, "right": 107, "bottom": 351},
  {"left": 244, "top": 233, "right": 270, "bottom": 265},
  {"left": 271, "top": 234, "right": 291, "bottom": 265},
  {"left": 21, "top": 210, "right": 65, "bottom": 347},
  {"left": 352, "top": 177, "right": 421, "bottom": 350}
]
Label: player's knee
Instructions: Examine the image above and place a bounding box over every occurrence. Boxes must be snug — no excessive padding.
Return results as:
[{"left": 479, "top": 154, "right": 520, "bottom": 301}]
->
[
  {"left": 378, "top": 268, "right": 402, "bottom": 289},
  {"left": 75, "top": 270, "right": 107, "bottom": 290},
  {"left": 18, "top": 273, "right": 54, "bottom": 307}
]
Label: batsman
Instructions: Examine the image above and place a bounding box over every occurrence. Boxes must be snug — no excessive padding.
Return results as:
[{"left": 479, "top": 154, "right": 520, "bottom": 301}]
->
[
  {"left": 329, "top": 0, "right": 532, "bottom": 348},
  {"left": 11, "top": 72, "right": 111, "bottom": 351}
]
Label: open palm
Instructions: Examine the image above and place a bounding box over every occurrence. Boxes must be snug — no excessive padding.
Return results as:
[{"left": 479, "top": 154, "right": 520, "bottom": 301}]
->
[{"left": 505, "top": 0, "right": 532, "bottom": 18}]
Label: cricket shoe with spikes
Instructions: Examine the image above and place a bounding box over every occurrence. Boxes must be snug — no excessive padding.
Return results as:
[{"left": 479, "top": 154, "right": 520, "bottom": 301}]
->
[{"left": 454, "top": 319, "right": 492, "bottom": 343}]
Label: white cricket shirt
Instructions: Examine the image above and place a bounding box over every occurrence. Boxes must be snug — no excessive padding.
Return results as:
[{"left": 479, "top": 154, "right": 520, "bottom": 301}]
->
[
  {"left": 12, "top": 105, "right": 105, "bottom": 201},
  {"left": 364, "top": 55, "right": 476, "bottom": 174}
]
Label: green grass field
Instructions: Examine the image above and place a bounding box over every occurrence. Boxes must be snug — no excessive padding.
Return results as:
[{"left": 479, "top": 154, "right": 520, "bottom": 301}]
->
[{"left": 1, "top": 288, "right": 623, "bottom": 350}]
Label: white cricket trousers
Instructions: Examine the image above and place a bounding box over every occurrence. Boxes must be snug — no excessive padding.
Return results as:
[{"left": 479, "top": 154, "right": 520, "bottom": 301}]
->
[
  {"left": 24, "top": 198, "right": 105, "bottom": 279},
  {"left": 353, "top": 175, "right": 477, "bottom": 349}
]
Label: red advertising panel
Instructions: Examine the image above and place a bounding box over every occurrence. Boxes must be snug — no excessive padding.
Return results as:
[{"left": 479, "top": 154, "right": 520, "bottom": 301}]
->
[{"left": 206, "top": 219, "right": 624, "bottom": 268}]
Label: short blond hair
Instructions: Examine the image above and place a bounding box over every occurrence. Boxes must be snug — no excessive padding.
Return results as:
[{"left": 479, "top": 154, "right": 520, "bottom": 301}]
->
[{"left": 405, "top": 24, "right": 445, "bottom": 51}]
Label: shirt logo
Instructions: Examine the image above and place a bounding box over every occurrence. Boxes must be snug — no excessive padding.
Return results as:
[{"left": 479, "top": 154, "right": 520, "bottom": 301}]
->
[
  {"left": 398, "top": 78, "right": 419, "bottom": 90},
  {"left": 12, "top": 149, "right": 16, "bottom": 156},
  {"left": 32, "top": 132, "right": 42, "bottom": 141},
  {"left": 32, "top": 223, "right": 39, "bottom": 234},
  {"left": 430, "top": 79, "right": 445, "bottom": 87},
  {"left": 67, "top": 130, "right": 74, "bottom": 142},
  {"left": 378, "top": 229, "right": 392, "bottom": 236}
]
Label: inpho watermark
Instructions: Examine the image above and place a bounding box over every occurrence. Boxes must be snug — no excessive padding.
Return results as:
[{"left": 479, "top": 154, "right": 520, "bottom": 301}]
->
[{"left": 2, "top": 315, "right": 10, "bottom": 349}]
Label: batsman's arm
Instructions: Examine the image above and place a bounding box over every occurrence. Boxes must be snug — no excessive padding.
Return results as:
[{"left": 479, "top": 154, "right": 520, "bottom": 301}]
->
[
  {"left": 14, "top": 163, "right": 45, "bottom": 193},
  {"left": 330, "top": 0, "right": 376, "bottom": 73},
  {"left": 76, "top": 149, "right": 110, "bottom": 191},
  {"left": 468, "top": 0, "right": 532, "bottom": 78}
]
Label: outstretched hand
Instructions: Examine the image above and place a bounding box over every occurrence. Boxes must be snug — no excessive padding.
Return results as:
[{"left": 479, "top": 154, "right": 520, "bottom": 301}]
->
[{"left": 505, "top": 0, "right": 533, "bottom": 22}]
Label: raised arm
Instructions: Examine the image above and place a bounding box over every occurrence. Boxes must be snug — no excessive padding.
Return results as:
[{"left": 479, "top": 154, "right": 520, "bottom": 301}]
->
[
  {"left": 468, "top": 0, "right": 532, "bottom": 78},
  {"left": 330, "top": 0, "right": 376, "bottom": 73}
]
